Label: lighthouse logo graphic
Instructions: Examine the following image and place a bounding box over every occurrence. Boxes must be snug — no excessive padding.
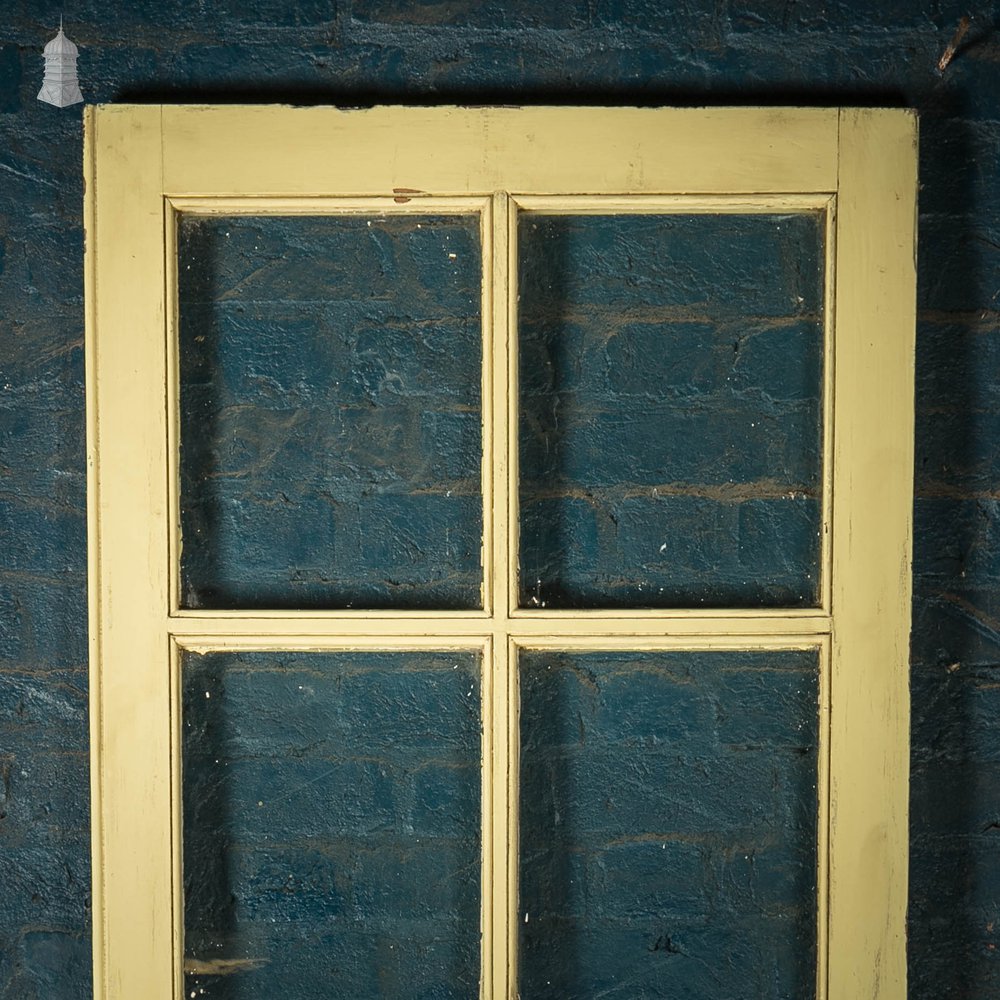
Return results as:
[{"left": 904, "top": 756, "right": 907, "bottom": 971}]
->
[{"left": 38, "top": 20, "right": 83, "bottom": 108}]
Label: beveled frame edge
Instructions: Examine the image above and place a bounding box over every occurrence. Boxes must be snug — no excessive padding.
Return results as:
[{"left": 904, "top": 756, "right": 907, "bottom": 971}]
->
[
  {"left": 508, "top": 633, "right": 832, "bottom": 1000},
  {"left": 505, "top": 192, "right": 835, "bottom": 616},
  {"left": 162, "top": 194, "right": 496, "bottom": 617},
  {"left": 167, "top": 635, "right": 494, "bottom": 995},
  {"left": 163, "top": 188, "right": 836, "bottom": 622}
]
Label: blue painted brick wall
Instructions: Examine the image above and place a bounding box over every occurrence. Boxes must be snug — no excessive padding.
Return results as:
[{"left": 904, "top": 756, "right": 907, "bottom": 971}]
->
[
  {"left": 182, "top": 650, "right": 481, "bottom": 999},
  {"left": 519, "top": 649, "right": 818, "bottom": 1000},
  {"left": 518, "top": 212, "right": 824, "bottom": 608},
  {"left": 2, "top": 1, "right": 1000, "bottom": 997},
  {"left": 178, "top": 213, "right": 483, "bottom": 610}
]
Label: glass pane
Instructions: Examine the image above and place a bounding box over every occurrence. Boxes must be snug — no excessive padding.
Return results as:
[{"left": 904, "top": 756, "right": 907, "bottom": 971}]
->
[
  {"left": 178, "top": 213, "right": 483, "bottom": 610},
  {"left": 518, "top": 212, "right": 824, "bottom": 609},
  {"left": 183, "top": 650, "right": 482, "bottom": 999},
  {"left": 519, "top": 648, "right": 818, "bottom": 1000}
]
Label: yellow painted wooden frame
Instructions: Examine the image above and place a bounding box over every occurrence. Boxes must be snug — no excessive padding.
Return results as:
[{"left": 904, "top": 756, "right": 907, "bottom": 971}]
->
[{"left": 85, "top": 105, "right": 917, "bottom": 1000}]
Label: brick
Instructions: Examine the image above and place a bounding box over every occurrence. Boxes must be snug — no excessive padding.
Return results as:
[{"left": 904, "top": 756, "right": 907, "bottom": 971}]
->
[
  {"left": 349, "top": 838, "right": 479, "bottom": 923},
  {"left": 919, "top": 119, "right": 1000, "bottom": 220},
  {"left": 718, "top": 840, "right": 817, "bottom": 915},
  {"left": 340, "top": 663, "right": 481, "bottom": 751},
  {"left": 520, "top": 404, "right": 820, "bottom": 488},
  {"left": 0, "top": 495, "right": 86, "bottom": 576},
  {"left": 914, "top": 497, "right": 1000, "bottom": 583},
  {"left": 181, "top": 486, "right": 483, "bottom": 609},
  {"left": 0, "top": 579, "right": 87, "bottom": 670},
  {"left": 1, "top": 224, "right": 83, "bottom": 315},
  {"left": 190, "top": 845, "right": 348, "bottom": 926},
  {"left": 519, "top": 842, "right": 589, "bottom": 920},
  {"left": 183, "top": 650, "right": 480, "bottom": 754},
  {"left": 520, "top": 650, "right": 599, "bottom": 747},
  {"left": 0, "top": 47, "right": 22, "bottom": 114},
  {"left": 410, "top": 760, "right": 480, "bottom": 837},
  {"left": 0, "top": 842, "right": 89, "bottom": 931},
  {"left": 0, "top": 752, "right": 90, "bottom": 846},
  {"left": 728, "top": 0, "right": 969, "bottom": 32},
  {"left": 911, "top": 586, "right": 1000, "bottom": 669},
  {"left": 0, "top": 669, "right": 87, "bottom": 751},
  {"left": 0, "top": 114, "right": 82, "bottom": 207},
  {"left": 351, "top": 0, "right": 591, "bottom": 30},
  {"left": 916, "top": 318, "right": 1000, "bottom": 412},
  {"left": 10, "top": 2, "right": 335, "bottom": 37},
  {"left": 520, "top": 743, "right": 792, "bottom": 839},
  {"left": 592, "top": 665, "right": 718, "bottom": 747},
  {"left": 180, "top": 307, "right": 480, "bottom": 408},
  {"left": 177, "top": 212, "right": 484, "bottom": 610},
  {"left": 603, "top": 318, "right": 822, "bottom": 404},
  {"left": 184, "top": 924, "right": 478, "bottom": 1000},
  {"left": 179, "top": 489, "right": 337, "bottom": 608},
  {"left": 518, "top": 496, "right": 601, "bottom": 607},
  {"left": 587, "top": 840, "right": 711, "bottom": 918},
  {"left": 929, "top": 46, "right": 1000, "bottom": 123},
  {"left": 917, "top": 215, "right": 1000, "bottom": 313},
  {"left": 520, "top": 916, "right": 815, "bottom": 999},
  {"left": 9, "top": 932, "right": 91, "bottom": 1000},
  {"left": 181, "top": 650, "right": 483, "bottom": 968},
  {"left": 910, "top": 756, "right": 1000, "bottom": 836},
  {"left": 519, "top": 648, "right": 818, "bottom": 979},
  {"left": 592, "top": 0, "right": 726, "bottom": 40},
  {"left": 736, "top": 497, "right": 821, "bottom": 598},
  {"left": 0, "top": 408, "right": 85, "bottom": 511},
  {"left": 183, "top": 756, "right": 399, "bottom": 842},
  {"left": 715, "top": 659, "right": 818, "bottom": 747},
  {"left": 178, "top": 214, "right": 479, "bottom": 313},
  {"left": 521, "top": 649, "right": 818, "bottom": 749},
  {"left": 913, "top": 669, "right": 1000, "bottom": 762},
  {"left": 916, "top": 406, "right": 1000, "bottom": 495},
  {"left": 419, "top": 409, "right": 481, "bottom": 481},
  {"left": 0, "top": 316, "right": 85, "bottom": 412},
  {"left": 518, "top": 213, "right": 823, "bottom": 317},
  {"left": 519, "top": 489, "right": 820, "bottom": 609},
  {"left": 358, "top": 492, "right": 482, "bottom": 589}
]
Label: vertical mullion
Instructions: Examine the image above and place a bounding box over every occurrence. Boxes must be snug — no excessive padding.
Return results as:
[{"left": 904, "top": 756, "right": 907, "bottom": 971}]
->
[
  {"left": 487, "top": 190, "right": 517, "bottom": 618},
  {"left": 502, "top": 196, "right": 521, "bottom": 1000},
  {"left": 486, "top": 635, "right": 516, "bottom": 1000},
  {"left": 484, "top": 192, "right": 518, "bottom": 1000}
]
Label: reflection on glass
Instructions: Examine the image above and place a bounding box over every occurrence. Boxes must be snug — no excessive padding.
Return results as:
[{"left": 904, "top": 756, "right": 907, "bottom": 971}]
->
[
  {"left": 518, "top": 212, "right": 824, "bottom": 609},
  {"left": 182, "top": 650, "right": 482, "bottom": 1000},
  {"left": 178, "top": 214, "right": 483, "bottom": 610},
  {"left": 519, "top": 648, "right": 818, "bottom": 999}
]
